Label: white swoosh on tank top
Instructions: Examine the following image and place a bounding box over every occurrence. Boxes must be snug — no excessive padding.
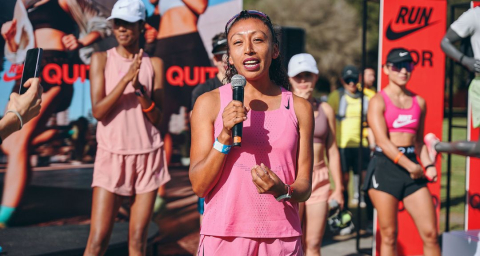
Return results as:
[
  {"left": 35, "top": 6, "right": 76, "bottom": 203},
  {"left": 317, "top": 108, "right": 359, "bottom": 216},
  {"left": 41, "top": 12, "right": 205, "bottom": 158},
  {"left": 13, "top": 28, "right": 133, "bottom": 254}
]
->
[{"left": 392, "top": 119, "right": 417, "bottom": 128}]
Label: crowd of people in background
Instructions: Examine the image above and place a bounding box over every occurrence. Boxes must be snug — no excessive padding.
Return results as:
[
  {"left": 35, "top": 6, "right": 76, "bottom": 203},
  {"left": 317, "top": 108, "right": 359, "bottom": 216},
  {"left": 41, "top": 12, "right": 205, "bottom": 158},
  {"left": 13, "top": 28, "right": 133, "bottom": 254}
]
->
[{"left": 3, "top": 0, "right": 476, "bottom": 255}]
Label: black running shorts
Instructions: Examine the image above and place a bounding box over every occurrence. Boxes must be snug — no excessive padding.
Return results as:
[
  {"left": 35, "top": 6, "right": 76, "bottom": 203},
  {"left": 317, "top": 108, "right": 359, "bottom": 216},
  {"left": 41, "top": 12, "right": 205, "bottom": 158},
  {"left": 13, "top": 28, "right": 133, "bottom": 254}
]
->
[{"left": 362, "top": 146, "right": 427, "bottom": 200}]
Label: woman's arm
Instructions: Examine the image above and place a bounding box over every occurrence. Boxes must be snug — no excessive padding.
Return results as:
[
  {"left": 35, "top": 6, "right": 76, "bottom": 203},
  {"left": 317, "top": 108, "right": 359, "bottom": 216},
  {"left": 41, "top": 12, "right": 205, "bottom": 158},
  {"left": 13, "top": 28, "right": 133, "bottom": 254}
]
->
[
  {"left": 62, "top": 32, "right": 102, "bottom": 51},
  {"left": 59, "top": 0, "right": 107, "bottom": 50},
  {"left": 291, "top": 95, "right": 314, "bottom": 202},
  {"left": 90, "top": 52, "right": 140, "bottom": 120},
  {"left": 182, "top": 0, "right": 208, "bottom": 16},
  {"left": 78, "top": 31, "right": 101, "bottom": 47},
  {"left": 1, "top": 19, "right": 18, "bottom": 53},
  {"left": 415, "top": 96, "right": 437, "bottom": 181},
  {"left": 322, "top": 102, "right": 344, "bottom": 206},
  {"left": 134, "top": 57, "right": 164, "bottom": 128},
  {"left": 189, "top": 92, "right": 248, "bottom": 197},
  {"left": 368, "top": 94, "right": 424, "bottom": 179}
]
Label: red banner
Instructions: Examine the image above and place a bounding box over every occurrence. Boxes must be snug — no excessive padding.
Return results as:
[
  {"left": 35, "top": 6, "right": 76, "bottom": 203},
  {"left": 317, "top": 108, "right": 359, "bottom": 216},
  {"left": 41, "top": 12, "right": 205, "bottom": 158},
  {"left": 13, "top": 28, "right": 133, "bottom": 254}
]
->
[
  {"left": 376, "top": 0, "right": 446, "bottom": 255},
  {"left": 466, "top": 1, "right": 480, "bottom": 231}
]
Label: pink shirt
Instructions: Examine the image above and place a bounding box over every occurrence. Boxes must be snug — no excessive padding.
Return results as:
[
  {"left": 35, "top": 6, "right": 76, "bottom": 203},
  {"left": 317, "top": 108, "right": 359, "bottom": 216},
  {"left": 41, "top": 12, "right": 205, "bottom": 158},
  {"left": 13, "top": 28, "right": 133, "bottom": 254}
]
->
[
  {"left": 200, "top": 85, "right": 302, "bottom": 238},
  {"left": 381, "top": 91, "right": 421, "bottom": 134},
  {"left": 96, "top": 48, "right": 163, "bottom": 154}
]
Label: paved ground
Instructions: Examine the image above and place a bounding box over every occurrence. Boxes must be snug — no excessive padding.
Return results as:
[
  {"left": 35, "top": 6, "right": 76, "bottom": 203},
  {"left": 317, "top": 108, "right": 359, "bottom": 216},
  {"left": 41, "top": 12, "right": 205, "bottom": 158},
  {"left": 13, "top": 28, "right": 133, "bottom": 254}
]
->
[{"left": 0, "top": 165, "right": 373, "bottom": 255}]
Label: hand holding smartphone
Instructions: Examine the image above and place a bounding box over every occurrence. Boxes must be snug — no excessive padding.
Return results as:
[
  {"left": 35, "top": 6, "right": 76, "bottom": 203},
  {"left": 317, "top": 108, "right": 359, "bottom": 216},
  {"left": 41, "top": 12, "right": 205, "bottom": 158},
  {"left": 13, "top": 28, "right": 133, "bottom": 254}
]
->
[{"left": 19, "top": 48, "right": 43, "bottom": 94}]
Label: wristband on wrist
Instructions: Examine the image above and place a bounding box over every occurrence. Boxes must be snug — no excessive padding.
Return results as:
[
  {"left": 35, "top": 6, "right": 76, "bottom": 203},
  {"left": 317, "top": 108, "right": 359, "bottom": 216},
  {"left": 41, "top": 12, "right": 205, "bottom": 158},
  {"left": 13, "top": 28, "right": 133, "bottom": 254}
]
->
[
  {"left": 213, "top": 138, "right": 231, "bottom": 154},
  {"left": 276, "top": 184, "right": 293, "bottom": 202},
  {"left": 393, "top": 152, "right": 404, "bottom": 164},
  {"left": 425, "top": 164, "right": 435, "bottom": 170},
  {"left": 142, "top": 102, "right": 155, "bottom": 113},
  {"left": 6, "top": 110, "right": 23, "bottom": 130}
]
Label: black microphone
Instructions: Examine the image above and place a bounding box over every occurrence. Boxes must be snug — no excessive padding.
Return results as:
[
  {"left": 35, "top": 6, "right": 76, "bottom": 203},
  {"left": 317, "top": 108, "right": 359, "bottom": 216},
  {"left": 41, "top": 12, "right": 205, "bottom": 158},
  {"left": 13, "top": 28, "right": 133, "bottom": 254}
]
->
[{"left": 231, "top": 74, "right": 246, "bottom": 147}]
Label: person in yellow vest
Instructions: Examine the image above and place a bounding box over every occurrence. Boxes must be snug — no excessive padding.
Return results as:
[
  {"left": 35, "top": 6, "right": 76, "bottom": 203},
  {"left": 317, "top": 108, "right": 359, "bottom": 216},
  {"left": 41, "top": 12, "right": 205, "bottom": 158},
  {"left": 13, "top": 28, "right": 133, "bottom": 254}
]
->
[{"left": 328, "top": 65, "right": 370, "bottom": 214}]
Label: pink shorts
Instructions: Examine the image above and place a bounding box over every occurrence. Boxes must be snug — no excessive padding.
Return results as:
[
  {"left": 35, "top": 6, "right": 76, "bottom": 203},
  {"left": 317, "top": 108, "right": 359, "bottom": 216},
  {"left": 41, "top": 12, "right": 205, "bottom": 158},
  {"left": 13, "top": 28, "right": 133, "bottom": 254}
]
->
[
  {"left": 197, "top": 235, "right": 303, "bottom": 256},
  {"left": 305, "top": 161, "right": 330, "bottom": 205},
  {"left": 92, "top": 147, "right": 170, "bottom": 196}
]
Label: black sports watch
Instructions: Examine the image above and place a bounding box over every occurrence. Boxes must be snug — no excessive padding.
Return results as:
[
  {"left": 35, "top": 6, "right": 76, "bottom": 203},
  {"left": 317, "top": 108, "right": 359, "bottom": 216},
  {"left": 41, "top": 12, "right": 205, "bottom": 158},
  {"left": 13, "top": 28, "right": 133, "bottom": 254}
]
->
[{"left": 135, "top": 85, "right": 147, "bottom": 97}]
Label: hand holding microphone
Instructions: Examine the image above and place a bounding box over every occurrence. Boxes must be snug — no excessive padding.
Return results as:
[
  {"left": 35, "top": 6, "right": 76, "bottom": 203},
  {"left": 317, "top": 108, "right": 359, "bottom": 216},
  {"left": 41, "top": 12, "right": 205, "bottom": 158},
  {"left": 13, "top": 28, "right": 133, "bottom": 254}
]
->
[
  {"left": 220, "top": 75, "right": 248, "bottom": 146},
  {"left": 231, "top": 75, "right": 246, "bottom": 146}
]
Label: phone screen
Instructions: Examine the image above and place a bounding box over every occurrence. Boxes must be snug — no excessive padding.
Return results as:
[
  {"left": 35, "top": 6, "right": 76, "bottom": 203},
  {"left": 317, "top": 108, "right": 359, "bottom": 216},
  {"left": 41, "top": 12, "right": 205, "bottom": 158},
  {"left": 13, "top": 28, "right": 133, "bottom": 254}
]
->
[{"left": 19, "top": 48, "right": 43, "bottom": 94}]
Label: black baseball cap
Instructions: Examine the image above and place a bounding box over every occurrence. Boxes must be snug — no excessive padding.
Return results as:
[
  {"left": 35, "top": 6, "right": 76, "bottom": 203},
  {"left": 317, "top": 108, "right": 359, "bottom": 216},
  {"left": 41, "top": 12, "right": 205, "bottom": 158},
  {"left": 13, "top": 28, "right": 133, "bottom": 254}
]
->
[
  {"left": 386, "top": 48, "right": 413, "bottom": 63},
  {"left": 342, "top": 65, "right": 359, "bottom": 80},
  {"left": 211, "top": 32, "right": 227, "bottom": 55}
]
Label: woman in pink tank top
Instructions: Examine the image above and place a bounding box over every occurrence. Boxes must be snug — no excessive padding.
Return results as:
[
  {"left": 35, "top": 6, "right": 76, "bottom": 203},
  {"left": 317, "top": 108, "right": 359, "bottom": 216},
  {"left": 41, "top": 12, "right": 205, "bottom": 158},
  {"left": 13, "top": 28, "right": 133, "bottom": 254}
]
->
[
  {"left": 189, "top": 11, "right": 313, "bottom": 256},
  {"left": 84, "top": 0, "right": 170, "bottom": 255},
  {"left": 365, "top": 48, "right": 440, "bottom": 255},
  {"left": 288, "top": 53, "right": 344, "bottom": 256}
]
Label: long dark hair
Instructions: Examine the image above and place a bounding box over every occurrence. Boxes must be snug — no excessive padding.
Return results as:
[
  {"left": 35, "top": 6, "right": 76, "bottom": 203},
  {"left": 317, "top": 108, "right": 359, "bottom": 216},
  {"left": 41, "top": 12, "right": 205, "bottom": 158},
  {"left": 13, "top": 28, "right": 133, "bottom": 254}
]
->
[{"left": 223, "top": 10, "right": 290, "bottom": 91}]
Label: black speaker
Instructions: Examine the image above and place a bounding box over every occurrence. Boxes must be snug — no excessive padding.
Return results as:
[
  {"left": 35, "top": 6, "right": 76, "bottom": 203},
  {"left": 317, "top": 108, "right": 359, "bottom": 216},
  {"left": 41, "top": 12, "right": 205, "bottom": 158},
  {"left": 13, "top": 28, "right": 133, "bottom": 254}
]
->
[{"left": 276, "top": 26, "right": 306, "bottom": 69}]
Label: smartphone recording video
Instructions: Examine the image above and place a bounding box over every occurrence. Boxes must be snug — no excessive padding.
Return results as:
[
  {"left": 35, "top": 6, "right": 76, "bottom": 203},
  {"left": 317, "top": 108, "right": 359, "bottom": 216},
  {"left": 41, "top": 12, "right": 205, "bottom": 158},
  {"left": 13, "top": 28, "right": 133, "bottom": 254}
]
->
[{"left": 19, "top": 48, "right": 43, "bottom": 94}]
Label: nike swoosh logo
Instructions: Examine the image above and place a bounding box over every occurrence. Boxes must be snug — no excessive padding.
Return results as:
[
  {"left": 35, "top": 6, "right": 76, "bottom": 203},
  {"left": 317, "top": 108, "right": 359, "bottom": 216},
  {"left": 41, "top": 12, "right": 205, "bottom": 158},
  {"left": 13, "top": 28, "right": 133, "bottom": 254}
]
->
[
  {"left": 399, "top": 52, "right": 408, "bottom": 57},
  {"left": 372, "top": 175, "right": 379, "bottom": 188},
  {"left": 392, "top": 119, "right": 417, "bottom": 128},
  {"left": 386, "top": 20, "right": 440, "bottom": 40},
  {"left": 285, "top": 97, "right": 290, "bottom": 109},
  {"left": 3, "top": 72, "right": 22, "bottom": 82}
]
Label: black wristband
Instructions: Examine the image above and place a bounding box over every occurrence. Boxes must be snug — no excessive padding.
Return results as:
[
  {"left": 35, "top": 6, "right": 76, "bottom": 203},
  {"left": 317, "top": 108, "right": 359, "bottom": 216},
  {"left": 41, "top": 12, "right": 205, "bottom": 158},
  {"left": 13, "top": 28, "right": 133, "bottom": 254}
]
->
[{"left": 425, "top": 164, "right": 435, "bottom": 170}]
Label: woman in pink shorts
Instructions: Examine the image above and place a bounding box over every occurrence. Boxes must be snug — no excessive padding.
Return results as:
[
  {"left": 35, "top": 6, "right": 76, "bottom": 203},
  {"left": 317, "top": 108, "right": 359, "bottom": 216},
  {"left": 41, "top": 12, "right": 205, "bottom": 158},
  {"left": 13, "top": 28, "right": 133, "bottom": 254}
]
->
[
  {"left": 288, "top": 53, "right": 344, "bottom": 256},
  {"left": 189, "top": 10, "right": 314, "bottom": 256},
  {"left": 84, "top": 0, "right": 170, "bottom": 255}
]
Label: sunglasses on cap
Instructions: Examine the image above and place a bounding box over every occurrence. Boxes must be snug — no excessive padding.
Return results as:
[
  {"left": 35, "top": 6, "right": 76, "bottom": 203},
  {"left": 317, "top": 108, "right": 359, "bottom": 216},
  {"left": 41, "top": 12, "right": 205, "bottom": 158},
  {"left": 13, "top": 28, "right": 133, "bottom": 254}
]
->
[
  {"left": 387, "top": 62, "right": 415, "bottom": 72},
  {"left": 225, "top": 10, "right": 271, "bottom": 33}
]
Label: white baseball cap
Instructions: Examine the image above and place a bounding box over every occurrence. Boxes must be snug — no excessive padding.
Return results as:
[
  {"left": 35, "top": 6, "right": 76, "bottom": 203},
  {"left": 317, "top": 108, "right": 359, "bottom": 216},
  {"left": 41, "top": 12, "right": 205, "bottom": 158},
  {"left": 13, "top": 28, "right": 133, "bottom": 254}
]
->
[
  {"left": 288, "top": 53, "right": 319, "bottom": 77},
  {"left": 107, "top": 0, "right": 146, "bottom": 23}
]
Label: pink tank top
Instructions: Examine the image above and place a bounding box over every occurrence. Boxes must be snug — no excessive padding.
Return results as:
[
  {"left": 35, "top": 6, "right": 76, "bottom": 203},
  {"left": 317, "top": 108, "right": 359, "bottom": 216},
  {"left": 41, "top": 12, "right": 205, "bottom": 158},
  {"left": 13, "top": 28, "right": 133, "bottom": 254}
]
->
[
  {"left": 381, "top": 91, "right": 421, "bottom": 134},
  {"left": 200, "top": 85, "right": 302, "bottom": 238},
  {"left": 313, "top": 100, "right": 328, "bottom": 144},
  {"left": 96, "top": 48, "right": 163, "bottom": 154}
]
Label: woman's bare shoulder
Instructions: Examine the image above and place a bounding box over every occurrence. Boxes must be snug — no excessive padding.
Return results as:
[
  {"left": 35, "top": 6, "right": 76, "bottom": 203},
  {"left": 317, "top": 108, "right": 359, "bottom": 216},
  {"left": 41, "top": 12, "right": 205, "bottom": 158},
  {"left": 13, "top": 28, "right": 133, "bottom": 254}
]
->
[{"left": 192, "top": 88, "right": 222, "bottom": 121}]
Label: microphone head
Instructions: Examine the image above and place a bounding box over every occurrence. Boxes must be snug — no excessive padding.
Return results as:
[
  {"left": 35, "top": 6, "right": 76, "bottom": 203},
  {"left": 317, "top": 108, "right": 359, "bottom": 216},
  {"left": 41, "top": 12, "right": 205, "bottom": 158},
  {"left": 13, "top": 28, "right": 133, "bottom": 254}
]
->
[{"left": 231, "top": 74, "right": 246, "bottom": 89}]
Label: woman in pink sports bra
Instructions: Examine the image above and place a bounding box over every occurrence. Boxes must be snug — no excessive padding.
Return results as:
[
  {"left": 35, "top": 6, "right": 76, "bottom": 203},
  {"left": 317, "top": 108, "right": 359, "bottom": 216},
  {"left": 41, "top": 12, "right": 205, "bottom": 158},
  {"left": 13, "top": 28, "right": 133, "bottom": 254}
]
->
[
  {"left": 84, "top": 0, "right": 170, "bottom": 255},
  {"left": 189, "top": 10, "right": 313, "bottom": 256},
  {"left": 287, "top": 53, "right": 343, "bottom": 256},
  {"left": 364, "top": 48, "right": 440, "bottom": 256}
]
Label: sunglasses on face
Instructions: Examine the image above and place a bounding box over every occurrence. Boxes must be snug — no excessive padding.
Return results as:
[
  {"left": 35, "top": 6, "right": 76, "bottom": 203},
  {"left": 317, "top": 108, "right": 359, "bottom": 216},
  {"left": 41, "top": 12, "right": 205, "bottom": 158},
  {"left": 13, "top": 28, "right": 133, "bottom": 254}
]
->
[
  {"left": 345, "top": 78, "right": 358, "bottom": 85},
  {"left": 225, "top": 10, "right": 271, "bottom": 33},
  {"left": 387, "top": 62, "right": 415, "bottom": 72}
]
